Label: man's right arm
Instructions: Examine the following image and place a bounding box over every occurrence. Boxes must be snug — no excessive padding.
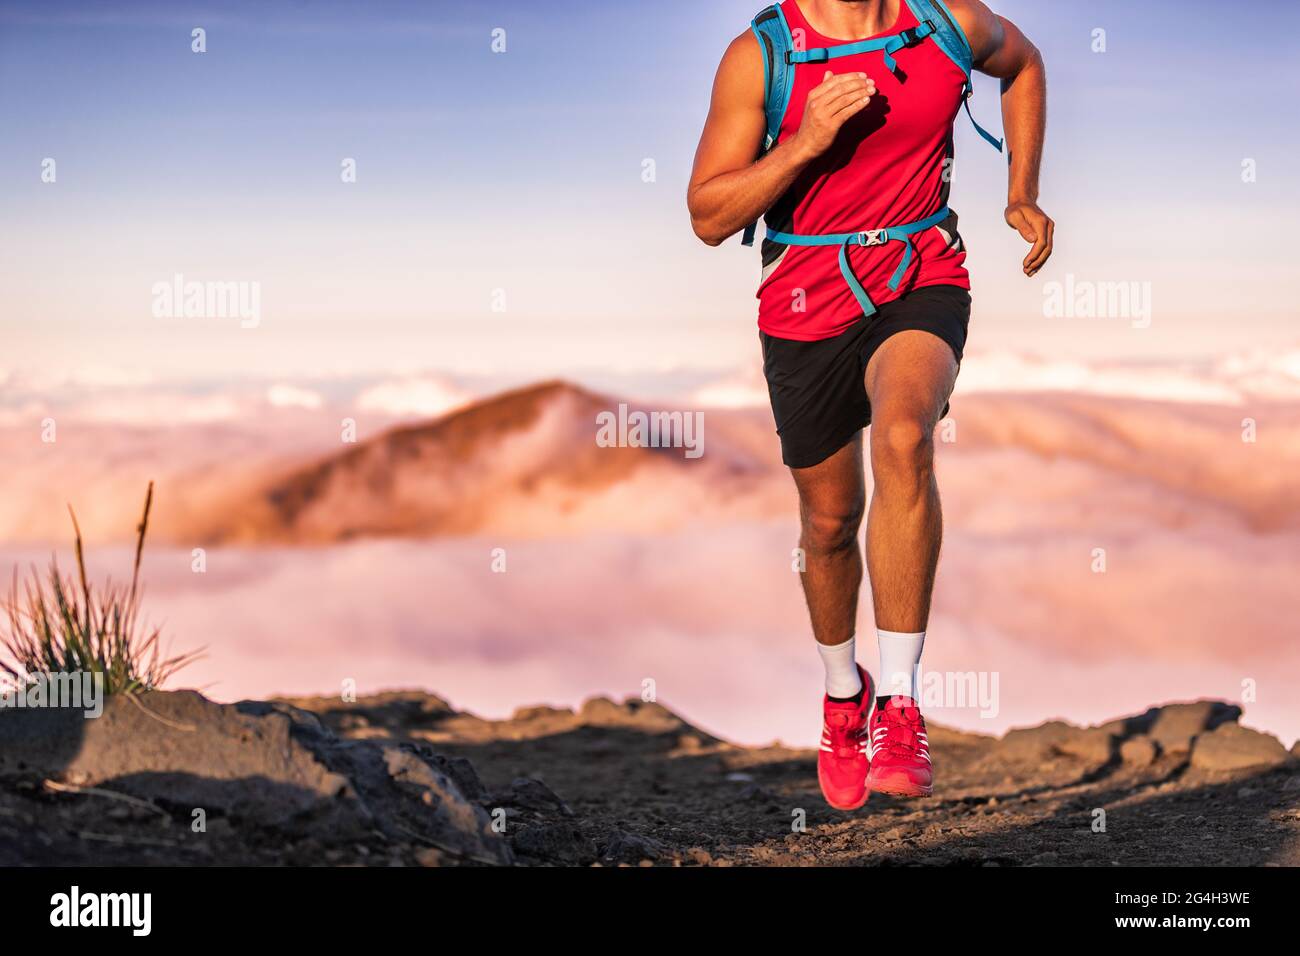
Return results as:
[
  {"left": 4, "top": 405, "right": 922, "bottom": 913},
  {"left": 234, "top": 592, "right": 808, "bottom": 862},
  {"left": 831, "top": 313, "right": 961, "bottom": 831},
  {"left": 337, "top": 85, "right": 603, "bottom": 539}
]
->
[{"left": 687, "top": 33, "right": 875, "bottom": 246}]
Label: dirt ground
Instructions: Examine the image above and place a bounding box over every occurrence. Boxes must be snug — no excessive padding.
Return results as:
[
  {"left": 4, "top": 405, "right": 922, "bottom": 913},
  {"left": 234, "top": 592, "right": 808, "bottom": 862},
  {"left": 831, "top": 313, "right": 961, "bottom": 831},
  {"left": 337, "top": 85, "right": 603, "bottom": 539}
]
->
[
  {"left": 2, "top": 689, "right": 1296, "bottom": 866},
  {"left": 291, "top": 691, "right": 1300, "bottom": 867}
]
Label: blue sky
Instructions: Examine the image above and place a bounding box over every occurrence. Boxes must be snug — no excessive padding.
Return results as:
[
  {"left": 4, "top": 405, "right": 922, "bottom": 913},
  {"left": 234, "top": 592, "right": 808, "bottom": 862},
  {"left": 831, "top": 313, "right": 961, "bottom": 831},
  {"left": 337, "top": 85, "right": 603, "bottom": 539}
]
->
[{"left": 2, "top": 0, "right": 1298, "bottom": 385}]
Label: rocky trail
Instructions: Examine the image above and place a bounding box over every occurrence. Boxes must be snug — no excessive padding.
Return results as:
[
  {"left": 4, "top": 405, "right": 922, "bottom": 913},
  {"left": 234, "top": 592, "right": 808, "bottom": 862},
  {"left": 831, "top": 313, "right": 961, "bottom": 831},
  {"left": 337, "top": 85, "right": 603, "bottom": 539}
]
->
[{"left": 1, "top": 689, "right": 1297, "bottom": 866}]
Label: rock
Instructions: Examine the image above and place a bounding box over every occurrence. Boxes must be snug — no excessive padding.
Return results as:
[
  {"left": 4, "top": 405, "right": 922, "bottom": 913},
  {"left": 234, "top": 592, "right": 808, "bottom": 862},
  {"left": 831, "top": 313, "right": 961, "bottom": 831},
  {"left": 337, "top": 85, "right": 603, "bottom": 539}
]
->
[
  {"left": 0, "top": 689, "right": 511, "bottom": 865},
  {"left": 512, "top": 822, "right": 594, "bottom": 864},
  {"left": 1001, "top": 721, "right": 1114, "bottom": 763},
  {"left": 578, "top": 696, "right": 626, "bottom": 724},
  {"left": 578, "top": 696, "right": 687, "bottom": 734},
  {"left": 1119, "top": 736, "right": 1159, "bottom": 767},
  {"left": 687, "top": 847, "right": 713, "bottom": 865},
  {"left": 1000, "top": 720, "right": 1077, "bottom": 760},
  {"left": 511, "top": 705, "right": 572, "bottom": 722},
  {"left": 1056, "top": 727, "right": 1116, "bottom": 763},
  {"left": 600, "top": 830, "right": 667, "bottom": 864},
  {"left": 1149, "top": 702, "right": 1242, "bottom": 754},
  {"left": 278, "top": 690, "right": 455, "bottom": 734},
  {"left": 1190, "top": 724, "right": 1291, "bottom": 771},
  {"left": 737, "top": 783, "right": 778, "bottom": 804},
  {"left": 1098, "top": 701, "right": 1241, "bottom": 754},
  {"left": 424, "top": 754, "right": 489, "bottom": 804},
  {"left": 489, "top": 776, "right": 574, "bottom": 818},
  {"left": 376, "top": 744, "right": 512, "bottom": 862}
]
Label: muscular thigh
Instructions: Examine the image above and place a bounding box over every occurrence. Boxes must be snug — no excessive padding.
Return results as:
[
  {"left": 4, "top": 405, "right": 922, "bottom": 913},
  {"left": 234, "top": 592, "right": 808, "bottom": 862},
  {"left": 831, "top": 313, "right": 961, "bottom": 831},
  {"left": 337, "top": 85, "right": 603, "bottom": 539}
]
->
[
  {"left": 864, "top": 330, "right": 959, "bottom": 428},
  {"left": 790, "top": 430, "right": 865, "bottom": 521}
]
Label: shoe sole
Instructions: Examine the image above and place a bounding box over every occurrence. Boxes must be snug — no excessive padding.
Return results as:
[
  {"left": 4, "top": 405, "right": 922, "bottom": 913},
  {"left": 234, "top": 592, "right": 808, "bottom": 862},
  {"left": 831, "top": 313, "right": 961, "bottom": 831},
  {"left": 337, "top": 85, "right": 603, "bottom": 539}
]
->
[
  {"left": 826, "top": 795, "right": 870, "bottom": 811},
  {"left": 819, "top": 779, "right": 870, "bottom": 811},
  {"left": 868, "top": 773, "right": 932, "bottom": 798},
  {"left": 869, "top": 782, "right": 931, "bottom": 798}
]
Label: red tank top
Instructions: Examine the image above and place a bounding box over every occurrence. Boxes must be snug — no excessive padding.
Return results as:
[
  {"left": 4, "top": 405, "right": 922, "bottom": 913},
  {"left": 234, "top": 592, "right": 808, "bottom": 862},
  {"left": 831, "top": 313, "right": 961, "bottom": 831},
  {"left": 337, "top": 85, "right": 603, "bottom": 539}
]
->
[{"left": 756, "top": 0, "right": 971, "bottom": 341}]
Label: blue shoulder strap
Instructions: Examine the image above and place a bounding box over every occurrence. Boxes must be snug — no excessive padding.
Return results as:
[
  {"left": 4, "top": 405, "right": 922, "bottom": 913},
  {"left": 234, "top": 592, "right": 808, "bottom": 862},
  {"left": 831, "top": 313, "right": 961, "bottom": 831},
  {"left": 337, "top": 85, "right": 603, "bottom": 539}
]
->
[
  {"left": 752, "top": 4, "right": 795, "bottom": 150},
  {"left": 904, "top": 0, "right": 1004, "bottom": 153},
  {"left": 905, "top": 0, "right": 971, "bottom": 75},
  {"left": 742, "top": 4, "right": 795, "bottom": 246}
]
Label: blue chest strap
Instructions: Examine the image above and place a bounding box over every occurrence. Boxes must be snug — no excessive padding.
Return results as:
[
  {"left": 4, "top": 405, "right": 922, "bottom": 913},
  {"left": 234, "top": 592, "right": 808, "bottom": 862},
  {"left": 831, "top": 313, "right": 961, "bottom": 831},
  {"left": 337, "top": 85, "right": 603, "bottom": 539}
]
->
[
  {"left": 789, "top": 19, "right": 936, "bottom": 73},
  {"left": 788, "top": 19, "right": 1003, "bottom": 152},
  {"left": 766, "top": 205, "right": 951, "bottom": 317}
]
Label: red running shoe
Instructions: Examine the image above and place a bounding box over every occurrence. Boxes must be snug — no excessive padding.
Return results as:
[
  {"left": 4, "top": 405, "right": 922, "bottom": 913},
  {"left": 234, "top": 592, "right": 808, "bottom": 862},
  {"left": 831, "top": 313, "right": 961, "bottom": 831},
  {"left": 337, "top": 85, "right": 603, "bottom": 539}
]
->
[
  {"left": 817, "top": 665, "right": 874, "bottom": 811},
  {"left": 866, "top": 696, "right": 933, "bottom": 797}
]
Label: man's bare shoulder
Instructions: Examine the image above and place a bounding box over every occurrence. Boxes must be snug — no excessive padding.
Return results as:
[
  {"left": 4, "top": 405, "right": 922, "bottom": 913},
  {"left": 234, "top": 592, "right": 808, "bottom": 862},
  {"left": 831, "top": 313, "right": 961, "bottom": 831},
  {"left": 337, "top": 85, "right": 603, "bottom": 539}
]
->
[
  {"left": 721, "top": 28, "right": 764, "bottom": 78},
  {"left": 939, "top": 0, "right": 990, "bottom": 28},
  {"left": 713, "top": 29, "right": 766, "bottom": 107},
  {"left": 940, "top": 0, "right": 1000, "bottom": 62}
]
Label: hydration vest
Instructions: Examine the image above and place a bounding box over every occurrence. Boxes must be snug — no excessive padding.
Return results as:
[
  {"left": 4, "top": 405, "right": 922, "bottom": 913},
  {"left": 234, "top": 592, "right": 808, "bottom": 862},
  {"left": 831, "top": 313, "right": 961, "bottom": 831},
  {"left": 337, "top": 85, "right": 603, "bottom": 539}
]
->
[{"left": 741, "top": 0, "right": 1004, "bottom": 317}]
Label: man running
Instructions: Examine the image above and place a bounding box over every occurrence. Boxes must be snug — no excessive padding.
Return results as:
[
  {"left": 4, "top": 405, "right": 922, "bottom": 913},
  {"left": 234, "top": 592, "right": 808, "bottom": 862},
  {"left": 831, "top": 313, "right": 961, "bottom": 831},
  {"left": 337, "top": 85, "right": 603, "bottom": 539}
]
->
[{"left": 687, "top": 0, "right": 1051, "bottom": 809}]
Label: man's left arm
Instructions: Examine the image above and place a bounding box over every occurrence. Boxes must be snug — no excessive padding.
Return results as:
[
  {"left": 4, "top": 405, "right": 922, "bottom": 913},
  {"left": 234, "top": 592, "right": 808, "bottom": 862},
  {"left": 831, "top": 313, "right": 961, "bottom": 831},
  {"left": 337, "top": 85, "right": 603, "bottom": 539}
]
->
[{"left": 949, "top": 0, "right": 1053, "bottom": 277}]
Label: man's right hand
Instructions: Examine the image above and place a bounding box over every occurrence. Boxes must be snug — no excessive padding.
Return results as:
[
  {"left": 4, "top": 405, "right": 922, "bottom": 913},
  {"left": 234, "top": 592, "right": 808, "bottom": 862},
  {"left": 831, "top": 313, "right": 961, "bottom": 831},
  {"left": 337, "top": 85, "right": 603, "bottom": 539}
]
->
[
  {"left": 792, "top": 71, "right": 876, "bottom": 162},
  {"left": 688, "top": 37, "right": 874, "bottom": 245}
]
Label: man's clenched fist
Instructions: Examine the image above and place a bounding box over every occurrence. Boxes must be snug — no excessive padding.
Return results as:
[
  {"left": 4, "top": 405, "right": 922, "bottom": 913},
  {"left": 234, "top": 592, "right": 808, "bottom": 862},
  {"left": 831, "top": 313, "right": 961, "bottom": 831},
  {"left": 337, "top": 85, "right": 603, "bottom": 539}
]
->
[{"left": 792, "top": 71, "right": 876, "bottom": 162}]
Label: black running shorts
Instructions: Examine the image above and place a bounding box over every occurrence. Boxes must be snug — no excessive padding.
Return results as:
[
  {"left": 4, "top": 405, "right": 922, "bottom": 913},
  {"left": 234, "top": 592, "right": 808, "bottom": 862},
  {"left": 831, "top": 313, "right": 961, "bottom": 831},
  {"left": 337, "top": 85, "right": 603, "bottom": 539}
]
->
[{"left": 759, "top": 284, "right": 971, "bottom": 469}]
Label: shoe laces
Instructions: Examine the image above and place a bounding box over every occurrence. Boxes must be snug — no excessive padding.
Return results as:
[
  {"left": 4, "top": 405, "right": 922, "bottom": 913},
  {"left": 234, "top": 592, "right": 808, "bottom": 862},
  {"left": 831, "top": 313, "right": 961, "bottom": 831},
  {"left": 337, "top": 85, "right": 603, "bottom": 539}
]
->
[
  {"left": 823, "top": 708, "right": 865, "bottom": 759},
  {"left": 871, "top": 698, "right": 927, "bottom": 758}
]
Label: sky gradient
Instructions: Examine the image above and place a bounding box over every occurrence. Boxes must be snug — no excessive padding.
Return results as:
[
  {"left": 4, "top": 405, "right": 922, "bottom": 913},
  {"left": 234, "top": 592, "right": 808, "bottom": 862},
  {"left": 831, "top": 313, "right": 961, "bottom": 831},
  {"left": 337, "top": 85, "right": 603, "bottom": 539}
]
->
[{"left": 2, "top": 0, "right": 1298, "bottom": 387}]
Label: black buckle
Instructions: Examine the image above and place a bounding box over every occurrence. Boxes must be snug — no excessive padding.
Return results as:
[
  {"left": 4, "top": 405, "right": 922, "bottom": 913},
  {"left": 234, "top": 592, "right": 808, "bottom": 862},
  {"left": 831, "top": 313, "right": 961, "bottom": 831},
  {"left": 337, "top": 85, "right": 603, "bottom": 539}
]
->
[{"left": 898, "top": 20, "right": 935, "bottom": 46}]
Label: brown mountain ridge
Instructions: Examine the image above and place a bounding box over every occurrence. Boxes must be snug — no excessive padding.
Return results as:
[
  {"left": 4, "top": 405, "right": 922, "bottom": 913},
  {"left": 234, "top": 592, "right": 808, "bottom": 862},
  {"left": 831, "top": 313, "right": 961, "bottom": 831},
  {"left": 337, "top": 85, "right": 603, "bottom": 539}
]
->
[{"left": 188, "top": 380, "right": 781, "bottom": 544}]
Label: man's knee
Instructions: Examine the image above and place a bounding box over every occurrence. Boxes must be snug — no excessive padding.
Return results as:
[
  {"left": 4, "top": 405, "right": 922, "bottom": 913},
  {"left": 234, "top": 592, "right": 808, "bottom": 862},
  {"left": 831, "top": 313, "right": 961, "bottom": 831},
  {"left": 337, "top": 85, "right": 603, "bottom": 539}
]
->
[
  {"left": 871, "top": 416, "right": 935, "bottom": 483},
  {"left": 800, "top": 499, "right": 866, "bottom": 555}
]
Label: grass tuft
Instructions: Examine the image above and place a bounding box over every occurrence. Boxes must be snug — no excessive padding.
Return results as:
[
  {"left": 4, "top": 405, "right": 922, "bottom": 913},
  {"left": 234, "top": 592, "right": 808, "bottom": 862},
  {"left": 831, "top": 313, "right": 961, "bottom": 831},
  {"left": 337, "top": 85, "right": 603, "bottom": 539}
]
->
[{"left": 1, "top": 482, "right": 203, "bottom": 695}]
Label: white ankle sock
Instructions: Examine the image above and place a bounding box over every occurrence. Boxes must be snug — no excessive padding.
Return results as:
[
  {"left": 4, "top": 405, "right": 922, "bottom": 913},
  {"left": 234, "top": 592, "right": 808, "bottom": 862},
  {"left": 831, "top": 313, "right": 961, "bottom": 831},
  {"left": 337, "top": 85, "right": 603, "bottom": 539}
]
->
[
  {"left": 878, "top": 629, "right": 925, "bottom": 699},
  {"left": 816, "top": 637, "right": 862, "bottom": 699}
]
